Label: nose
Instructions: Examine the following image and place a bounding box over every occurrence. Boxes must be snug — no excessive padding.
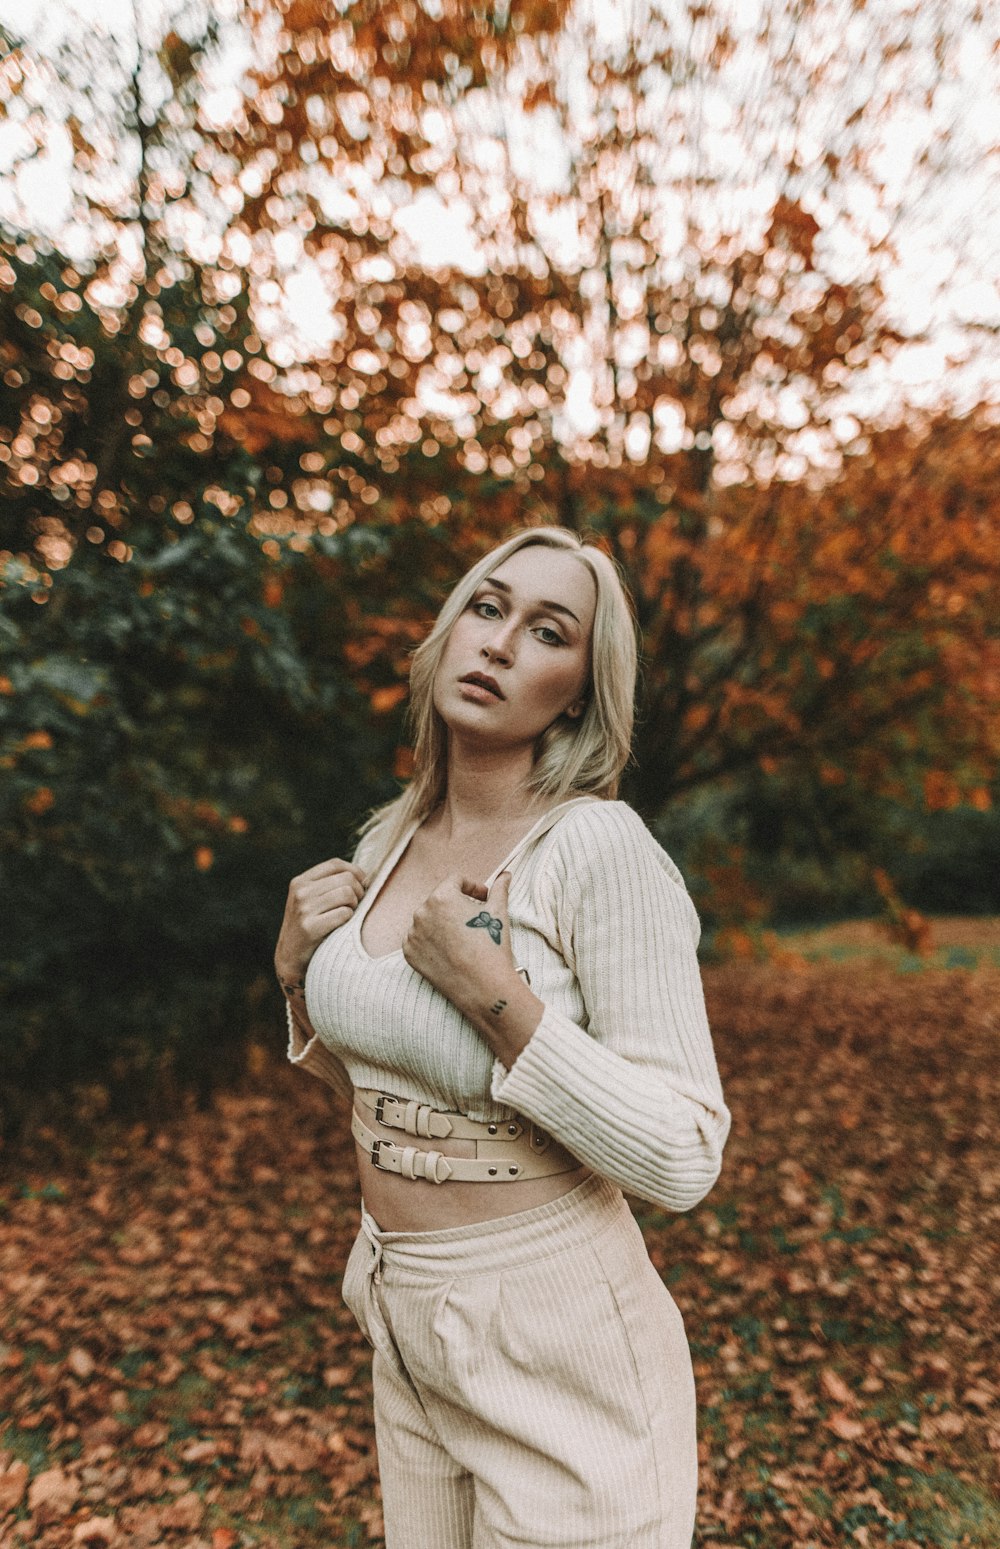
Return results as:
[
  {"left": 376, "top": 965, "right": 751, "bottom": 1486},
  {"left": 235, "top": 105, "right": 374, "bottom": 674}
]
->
[{"left": 481, "top": 619, "right": 515, "bottom": 665}]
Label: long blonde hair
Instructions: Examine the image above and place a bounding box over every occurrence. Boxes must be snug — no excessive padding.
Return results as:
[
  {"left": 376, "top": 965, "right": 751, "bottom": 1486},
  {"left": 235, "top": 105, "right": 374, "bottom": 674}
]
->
[{"left": 357, "top": 527, "right": 639, "bottom": 866}]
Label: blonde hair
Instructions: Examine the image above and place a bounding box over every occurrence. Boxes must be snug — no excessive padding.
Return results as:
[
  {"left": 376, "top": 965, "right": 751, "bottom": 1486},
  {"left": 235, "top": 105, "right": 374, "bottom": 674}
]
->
[{"left": 357, "top": 526, "right": 639, "bottom": 865}]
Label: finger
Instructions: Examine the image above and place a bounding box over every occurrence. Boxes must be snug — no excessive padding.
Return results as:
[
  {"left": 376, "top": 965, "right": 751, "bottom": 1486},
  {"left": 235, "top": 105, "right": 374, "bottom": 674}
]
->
[
  {"left": 487, "top": 870, "right": 511, "bottom": 916},
  {"left": 459, "top": 877, "right": 489, "bottom": 902},
  {"left": 305, "top": 878, "right": 364, "bottom": 920},
  {"left": 298, "top": 857, "right": 367, "bottom": 885},
  {"left": 305, "top": 868, "right": 364, "bottom": 902}
]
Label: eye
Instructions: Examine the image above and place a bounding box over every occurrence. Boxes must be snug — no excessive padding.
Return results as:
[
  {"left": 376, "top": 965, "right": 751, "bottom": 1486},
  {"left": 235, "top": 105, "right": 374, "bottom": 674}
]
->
[
  {"left": 472, "top": 599, "right": 503, "bottom": 619},
  {"left": 535, "top": 625, "right": 566, "bottom": 647}
]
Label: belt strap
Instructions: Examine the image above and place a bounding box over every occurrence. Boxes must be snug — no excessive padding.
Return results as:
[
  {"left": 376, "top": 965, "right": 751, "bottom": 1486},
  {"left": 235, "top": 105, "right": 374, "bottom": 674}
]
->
[
  {"left": 350, "top": 1106, "right": 578, "bottom": 1185},
  {"left": 354, "top": 1088, "right": 530, "bottom": 1142}
]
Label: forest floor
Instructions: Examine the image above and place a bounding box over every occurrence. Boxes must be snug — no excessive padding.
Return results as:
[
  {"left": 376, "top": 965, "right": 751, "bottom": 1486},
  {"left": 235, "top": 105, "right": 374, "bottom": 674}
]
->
[{"left": 1, "top": 920, "right": 998, "bottom": 1549}]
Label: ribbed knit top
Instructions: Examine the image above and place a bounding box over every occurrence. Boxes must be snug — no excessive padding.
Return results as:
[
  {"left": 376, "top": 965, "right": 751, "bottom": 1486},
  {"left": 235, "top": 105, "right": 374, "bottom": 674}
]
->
[{"left": 287, "top": 796, "right": 731, "bottom": 1213}]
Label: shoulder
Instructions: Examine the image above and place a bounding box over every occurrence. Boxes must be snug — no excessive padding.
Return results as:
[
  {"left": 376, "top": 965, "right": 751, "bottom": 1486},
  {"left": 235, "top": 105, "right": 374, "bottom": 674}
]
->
[
  {"left": 542, "top": 798, "right": 699, "bottom": 943},
  {"left": 547, "top": 798, "right": 688, "bottom": 888}
]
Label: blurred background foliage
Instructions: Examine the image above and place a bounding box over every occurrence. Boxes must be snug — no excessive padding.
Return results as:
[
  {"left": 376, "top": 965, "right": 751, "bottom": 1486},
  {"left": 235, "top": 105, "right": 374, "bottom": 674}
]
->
[{"left": 1, "top": 0, "right": 998, "bottom": 1127}]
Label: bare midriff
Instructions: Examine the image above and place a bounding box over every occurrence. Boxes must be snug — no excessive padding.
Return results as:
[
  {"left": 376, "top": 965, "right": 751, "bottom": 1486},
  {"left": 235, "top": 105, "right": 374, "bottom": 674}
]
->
[{"left": 354, "top": 1118, "right": 593, "bottom": 1232}]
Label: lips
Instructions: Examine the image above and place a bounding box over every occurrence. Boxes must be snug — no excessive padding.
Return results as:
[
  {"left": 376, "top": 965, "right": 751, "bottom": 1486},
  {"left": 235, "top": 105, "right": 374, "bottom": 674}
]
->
[{"left": 459, "top": 672, "right": 505, "bottom": 700}]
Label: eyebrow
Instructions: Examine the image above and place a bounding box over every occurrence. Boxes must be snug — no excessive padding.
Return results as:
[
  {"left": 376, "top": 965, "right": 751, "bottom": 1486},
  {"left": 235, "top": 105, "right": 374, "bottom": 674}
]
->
[{"left": 480, "top": 575, "right": 582, "bottom": 626}]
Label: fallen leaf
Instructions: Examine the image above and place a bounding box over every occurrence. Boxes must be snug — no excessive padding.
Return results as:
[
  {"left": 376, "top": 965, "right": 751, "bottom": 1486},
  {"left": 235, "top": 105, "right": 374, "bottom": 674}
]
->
[
  {"left": 66, "top": 1346, "right": 96, "bottom": 1380},
  {"left": 127, "top": 1465, "right": 164, "bottom": 1498},
  {"left": 264, "top": 1430, "right": 322, "bottom": 1472},
  {"left": 159, "top": 1490, "right": 204, "bottom": 1530},
  {"left": 820, "top": 1368, "right": 855, "bottom": 1406},
  {"left": 28, "top": 1465, "right": 79, "bottom": 1521},
  {"left": 73, "top": 1517, "right": 116, "bottom": 1545},
  {"left": 117, "top": 1224, "right": 165, "bottom": 1265},
  {"left": 0, "top": 1460, "right": 29, "bottom": 1512},
  {"left": 157, "top": 1352, "right": 184, "bottom": 1385},
  {"left": 180, "top": 1439, "right": 218, "bottom": 1463},
  {"left": 131, "top": 1421, "right": 168, "bottom": 1449}
]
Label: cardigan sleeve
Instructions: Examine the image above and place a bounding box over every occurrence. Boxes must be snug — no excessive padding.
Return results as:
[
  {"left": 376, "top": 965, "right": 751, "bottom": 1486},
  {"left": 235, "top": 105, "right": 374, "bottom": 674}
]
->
[
  {"left": 490, "top": 801, "right": 731, "bottom": 1213},
  {"left": 284, "top": 821, "right": 386, "bottom": 1100},
  {"left": 285, "top": 995, "right": 353, "bottom": 1102}
]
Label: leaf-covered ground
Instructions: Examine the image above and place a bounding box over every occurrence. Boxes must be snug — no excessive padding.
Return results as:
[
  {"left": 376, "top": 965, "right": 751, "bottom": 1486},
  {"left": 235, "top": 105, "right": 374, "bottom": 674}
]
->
[{"left": 1, "top": 941, "right": 998, "bottom": 1549}]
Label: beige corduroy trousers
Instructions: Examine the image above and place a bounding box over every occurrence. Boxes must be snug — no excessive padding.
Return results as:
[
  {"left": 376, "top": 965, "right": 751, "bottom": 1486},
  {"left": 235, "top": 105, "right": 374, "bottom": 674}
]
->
[{"left": 341, "top": 1173, "right": 698, "bottom": 1548}]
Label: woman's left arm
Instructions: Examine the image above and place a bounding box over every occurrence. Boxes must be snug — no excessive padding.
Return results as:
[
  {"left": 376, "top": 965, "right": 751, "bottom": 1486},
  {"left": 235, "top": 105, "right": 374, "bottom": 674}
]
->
[{"left": 486, "top": 802, "right": 731, "bottom": 1214}]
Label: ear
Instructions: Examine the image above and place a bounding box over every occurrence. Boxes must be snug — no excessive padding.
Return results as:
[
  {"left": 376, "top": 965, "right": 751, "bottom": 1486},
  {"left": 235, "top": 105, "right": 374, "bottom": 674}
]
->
[{"left": 565, "top": 700, "right": 585, "bottom": 721}]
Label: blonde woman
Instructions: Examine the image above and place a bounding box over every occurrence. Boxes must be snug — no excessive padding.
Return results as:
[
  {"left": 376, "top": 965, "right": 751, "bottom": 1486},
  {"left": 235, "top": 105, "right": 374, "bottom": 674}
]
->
[{"left": 274, "top": 526, "right": 730, "bottom": 1549}]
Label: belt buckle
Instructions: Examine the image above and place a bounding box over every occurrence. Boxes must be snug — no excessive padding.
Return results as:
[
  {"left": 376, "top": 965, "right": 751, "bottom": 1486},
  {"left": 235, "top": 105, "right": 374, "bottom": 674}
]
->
[
  {"left": 370, "top": 1138, "right": 391, "bottom": 1171},
  {"left": 374, "top": 1092, "right": 400, "bottom": 1126}
]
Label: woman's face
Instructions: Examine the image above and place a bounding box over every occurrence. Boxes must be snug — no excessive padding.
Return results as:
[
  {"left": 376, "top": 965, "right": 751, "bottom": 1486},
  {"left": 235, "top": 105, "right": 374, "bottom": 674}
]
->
[{"left": 433, "top": 545, "right": 597, "bottom": 750}]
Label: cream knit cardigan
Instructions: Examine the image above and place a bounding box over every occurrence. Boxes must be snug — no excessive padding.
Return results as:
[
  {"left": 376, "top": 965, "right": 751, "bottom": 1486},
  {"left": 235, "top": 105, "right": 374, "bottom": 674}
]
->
[{"left": 287, "top": 797, "right": 730, "bottom": 1214}]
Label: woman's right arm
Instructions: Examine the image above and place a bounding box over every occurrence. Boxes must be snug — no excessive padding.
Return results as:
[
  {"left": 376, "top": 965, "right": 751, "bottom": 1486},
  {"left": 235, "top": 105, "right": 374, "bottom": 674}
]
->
[{"left": 275, "top": 853, "right": 368, "bottom": 1101}]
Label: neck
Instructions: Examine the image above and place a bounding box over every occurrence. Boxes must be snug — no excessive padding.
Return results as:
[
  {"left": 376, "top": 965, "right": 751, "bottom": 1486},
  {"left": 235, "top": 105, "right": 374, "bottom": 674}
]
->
[{"left": 436, "top": 738, "right": 547, "bottom": 837}]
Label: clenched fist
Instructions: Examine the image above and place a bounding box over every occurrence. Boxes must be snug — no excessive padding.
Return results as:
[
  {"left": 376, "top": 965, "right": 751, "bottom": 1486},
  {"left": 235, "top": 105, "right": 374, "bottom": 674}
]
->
[{"left": 274, "top": 856, "right": 366, "bottom": 987}]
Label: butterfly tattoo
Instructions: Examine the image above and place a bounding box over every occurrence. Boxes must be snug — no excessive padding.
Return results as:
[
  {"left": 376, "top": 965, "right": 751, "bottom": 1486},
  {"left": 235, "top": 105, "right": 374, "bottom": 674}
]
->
[{"left": 466, "top": 910, "right": 503, "bottom": 945}]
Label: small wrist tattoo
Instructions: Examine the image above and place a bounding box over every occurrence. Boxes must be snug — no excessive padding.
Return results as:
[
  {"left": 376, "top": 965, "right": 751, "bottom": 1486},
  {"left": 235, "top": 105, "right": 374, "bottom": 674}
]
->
[
  {"left": 489, "top": 998, "right": 508, "bottom": 1016},
  {"left": 466, "top": 911, "right": 503, "bottom": 945}
]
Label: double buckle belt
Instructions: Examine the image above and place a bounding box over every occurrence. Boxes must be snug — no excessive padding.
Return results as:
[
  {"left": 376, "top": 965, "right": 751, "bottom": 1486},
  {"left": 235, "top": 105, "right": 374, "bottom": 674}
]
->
[{"left": 351, "top": 1089, "right": 578, "bottom": 1185}]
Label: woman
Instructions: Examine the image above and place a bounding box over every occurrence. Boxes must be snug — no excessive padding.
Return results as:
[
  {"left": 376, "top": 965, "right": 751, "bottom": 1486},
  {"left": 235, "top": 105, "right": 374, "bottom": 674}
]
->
[{"left": 274, "top": 526, "right": 730, "bottom": 1549}]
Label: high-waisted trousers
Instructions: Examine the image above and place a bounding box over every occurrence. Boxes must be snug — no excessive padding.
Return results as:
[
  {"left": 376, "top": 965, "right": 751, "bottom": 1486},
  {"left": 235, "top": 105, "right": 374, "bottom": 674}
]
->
[{"left": 340, "top": 1173, "right": 698, "bottom": 1548}]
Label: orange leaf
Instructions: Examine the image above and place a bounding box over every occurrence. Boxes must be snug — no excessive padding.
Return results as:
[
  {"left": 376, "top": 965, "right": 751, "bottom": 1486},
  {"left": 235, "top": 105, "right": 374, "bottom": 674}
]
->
[
  {"left": 371, "top": 683, "right": 407, "bottom": 713},
  {"left": 924, "top": 769, "right": 961, "bottom": 811},
  {"left": 0, "top": 1462, "right": 29, "bottom": 1513},
  {"left": 25, "top": 785, "right": 55, "bottom": 814},
  {"left": 72, "top": 1519, "right": 116, "bottom": 1546},
  {"left": 160, "top": 1491, "right": 204, "bottom": 1531},
  {"left": 28, "top": 1466, "right": 78, "bottom": 1521},
  {"left": 820, "top": 1368, "right": 855, "bottom": 1407}
]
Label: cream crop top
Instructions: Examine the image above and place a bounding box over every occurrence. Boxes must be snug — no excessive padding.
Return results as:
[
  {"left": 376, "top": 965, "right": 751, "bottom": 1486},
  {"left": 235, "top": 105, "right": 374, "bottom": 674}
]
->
[{"left": 287, "top": 796, "right": 731, "bottom": 1213}]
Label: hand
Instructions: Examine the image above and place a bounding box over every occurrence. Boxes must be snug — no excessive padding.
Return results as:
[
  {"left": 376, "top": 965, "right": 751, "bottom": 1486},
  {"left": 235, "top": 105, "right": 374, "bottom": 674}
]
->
[
  {"left": 274, "top": 856, "right": 367, "bottom": 987},
  {"left": 403, "top": 871, "right": 517, "bottom": 1012}
]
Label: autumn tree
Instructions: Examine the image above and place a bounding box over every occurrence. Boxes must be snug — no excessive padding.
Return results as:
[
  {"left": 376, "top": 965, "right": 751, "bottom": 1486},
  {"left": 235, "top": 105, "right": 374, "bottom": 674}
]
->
[
  {"left": 221, "top": 0, "right": 1000, "bottom": 828},
  {"left": 2, "top": 0, "right": 998, "bottom": 1111},
  {"left": 0, "top": 13, "right": 409, "bottom": 1117}
]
